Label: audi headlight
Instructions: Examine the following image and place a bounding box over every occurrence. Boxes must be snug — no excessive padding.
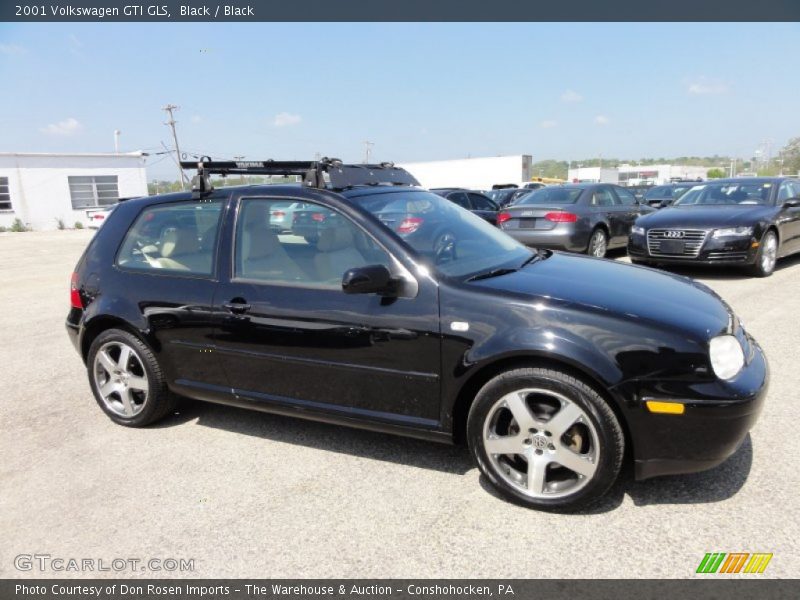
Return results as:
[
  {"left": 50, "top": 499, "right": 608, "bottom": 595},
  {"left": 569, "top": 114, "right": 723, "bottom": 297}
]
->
[
  {"left": 712, "top": 226, "right": 753, "bottom": 238},
  {"left": 631, "top": 225, "right": 645, "bottom": 235},
  {"left": 709, "top": 335, "right": 745, "bottom": 380}
]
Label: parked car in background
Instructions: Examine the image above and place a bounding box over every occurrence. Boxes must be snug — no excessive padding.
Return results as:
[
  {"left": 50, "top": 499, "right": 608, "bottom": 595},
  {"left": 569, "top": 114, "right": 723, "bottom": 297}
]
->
[
  {"left": 498, "top": 184, "right": 654, "bottom": 257},
  {"left": 66, "top": 158, "right": 768, "bottom": 512},
  {"left": 519, "top": 182, "right": 547, "bottom": 190},
  {"left": 87, "top": 205, "right": 118, "bottom": 229},
  {"left": 269, "top": 201, "right": 309, "bottom": 232},
  {"left": 431, "top": 188, "right": 500, "bottom": 225},
  {"left": 628, "top": 177, "right": 800, "bottom": 277},
  {"left": 485, "top": 187, "right": 535, "bottom": 208},
  {"left": 624, "top": 184, "right": 654, "bottom": 202},
  {"left": 642, "top": 183, "right": 694, "bottom": 208}
]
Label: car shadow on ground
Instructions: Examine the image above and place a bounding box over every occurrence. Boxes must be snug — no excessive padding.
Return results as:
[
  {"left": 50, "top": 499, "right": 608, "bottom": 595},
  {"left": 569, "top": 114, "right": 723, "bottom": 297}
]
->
[
  {"left": 159, "top": 400, "right": 474, "bottom": 475},
  {"left": 619, "top": 251, "right": 800, "bottom": 281},
  {"left": 158, "top": 400, "right": 753, "bottom": 511}
]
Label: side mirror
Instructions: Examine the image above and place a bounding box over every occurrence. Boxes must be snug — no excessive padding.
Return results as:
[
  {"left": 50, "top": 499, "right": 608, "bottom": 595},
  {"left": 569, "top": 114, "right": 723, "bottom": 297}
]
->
[
  {"left": 342, "top": 264, "right": 397, "bottom": 296},
  {"left": 782, "top": 198, "right": 800, "bottom": 208},
  {"left": 659, "top": 199, "right": 673, "bottom": 209}
]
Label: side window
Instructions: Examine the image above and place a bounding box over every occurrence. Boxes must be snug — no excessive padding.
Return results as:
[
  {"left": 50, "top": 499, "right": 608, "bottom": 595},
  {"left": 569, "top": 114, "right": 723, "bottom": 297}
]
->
[
  {"left": 790, "top": 182, "right": 800, "bottom": 199},
  {"left": 592, "top": 188, "right": 615, "bottom": 207},
  {"left": 116, "top": 201, "right": 223, "bottom": 275},
  {"left": 235, "top": 198, "right": 392, "bottom": 288},
  {"left": 614, "top": 187, "right": 637, "bottom": 206},
  {"left": 468, "top": 193, "right": 497, "bottom": 211},
  {"left": 447, "top": 192, "right": 470, "bottom": 209},
  {"left": 777, "top": 182, "right": 794, "bottom": 203}
]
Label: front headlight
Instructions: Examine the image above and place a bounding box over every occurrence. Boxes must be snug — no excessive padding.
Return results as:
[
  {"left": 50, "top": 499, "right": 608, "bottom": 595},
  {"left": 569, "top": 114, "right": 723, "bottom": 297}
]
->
[
  {"left": 709, "top": 334, "right": 745, "bottom": 380},
  {"left": 631, "top": 225, "right": 645, "bottom": 235},
  {"left": 712, "top": 226, "right": 753, "bottom": 238}
]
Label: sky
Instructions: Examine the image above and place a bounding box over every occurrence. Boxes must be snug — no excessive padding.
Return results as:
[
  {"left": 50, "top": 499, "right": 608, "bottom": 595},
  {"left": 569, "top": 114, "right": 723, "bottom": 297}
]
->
[{"left": 1, "top": 22, "right": 799, "bottom": 180}]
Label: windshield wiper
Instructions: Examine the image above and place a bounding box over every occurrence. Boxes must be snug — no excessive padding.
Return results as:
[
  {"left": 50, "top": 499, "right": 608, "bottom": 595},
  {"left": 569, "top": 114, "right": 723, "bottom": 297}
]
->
[
  {"left": 519, "top": 252, "right": 543, "bottom": 269},
  {"left": 467, "top": 267, "right": 518, "bottom": 282}
]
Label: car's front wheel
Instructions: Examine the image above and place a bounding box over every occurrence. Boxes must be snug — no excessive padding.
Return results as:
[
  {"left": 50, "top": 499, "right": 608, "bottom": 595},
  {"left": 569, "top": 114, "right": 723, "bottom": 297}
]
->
[
  {"left": 750, "top": 230, "right": 778, "bottom": 277},
  {"left": 87, "top": 329, "right": 176, "bottom": 427},
  {"left": 467, "top": 368, "right": 624, "bottom": 511}
]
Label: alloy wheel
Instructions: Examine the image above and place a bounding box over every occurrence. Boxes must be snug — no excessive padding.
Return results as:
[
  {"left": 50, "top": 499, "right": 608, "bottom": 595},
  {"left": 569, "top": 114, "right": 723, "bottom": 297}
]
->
[
  {"left": 482, "top": 388, "right": 599, "bottom": 499},
  {"left": 762, "top": 232, "right": 777, "bottom": 274},
  {"left": 589, "top": 231, "right": 607, "bottom": 258},
  {"left": 92, "top": 341, "right": 149, "bottom": 417}
]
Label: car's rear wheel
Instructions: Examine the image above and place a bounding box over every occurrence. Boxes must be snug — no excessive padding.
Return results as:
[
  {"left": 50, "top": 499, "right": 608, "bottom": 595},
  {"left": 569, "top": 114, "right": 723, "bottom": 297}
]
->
[
  {"left": 87, "top": 329, "right": 176, "bottom": 427},
  {"left": 587, "top": 229, "right": 608, "bottom": 258},
  {"left": 467, "top": 368, "right": 624, "bottom": 511},
  {"left": 750, "top": 230, "right": 778, "bottom": 277}
]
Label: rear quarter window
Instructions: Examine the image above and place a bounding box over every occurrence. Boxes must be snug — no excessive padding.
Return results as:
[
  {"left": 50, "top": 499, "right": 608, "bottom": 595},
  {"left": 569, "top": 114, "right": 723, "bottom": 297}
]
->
[{"left": 116, "top": 201, "right": 224, "bottom": 276}]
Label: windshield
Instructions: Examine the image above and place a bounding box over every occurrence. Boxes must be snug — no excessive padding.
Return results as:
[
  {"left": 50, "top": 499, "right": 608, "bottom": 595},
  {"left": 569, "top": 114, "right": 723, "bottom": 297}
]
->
[
  {"left": 355, "top": 190, "right": 532, "bottom": 277},
  {"left": 673, "top": 182, "right": 773, "bottom": 206},
  {"left": 515, "top": 187, "right": 583, "bottom": 205}
]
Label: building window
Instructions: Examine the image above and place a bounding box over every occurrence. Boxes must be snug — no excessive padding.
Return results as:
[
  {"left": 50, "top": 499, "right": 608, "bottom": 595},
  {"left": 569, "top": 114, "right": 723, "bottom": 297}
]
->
[
  {"left": 0, "top": 177, "right": 11, "bottom": 210},
  {"left": 68, "top": 175, "right": 120, "bottom": 209}
]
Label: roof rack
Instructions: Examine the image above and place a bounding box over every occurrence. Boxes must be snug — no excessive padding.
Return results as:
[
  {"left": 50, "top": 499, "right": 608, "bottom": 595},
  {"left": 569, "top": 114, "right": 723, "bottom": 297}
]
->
[{"left": 180, "top": 156, "right": 420, "bottom": 197}]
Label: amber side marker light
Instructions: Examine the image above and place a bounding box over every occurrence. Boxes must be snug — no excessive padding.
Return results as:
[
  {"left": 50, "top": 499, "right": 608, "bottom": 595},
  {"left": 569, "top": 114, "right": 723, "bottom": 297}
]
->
[{"left": 646, "top": 400, "right": 685, "bottom": 415}]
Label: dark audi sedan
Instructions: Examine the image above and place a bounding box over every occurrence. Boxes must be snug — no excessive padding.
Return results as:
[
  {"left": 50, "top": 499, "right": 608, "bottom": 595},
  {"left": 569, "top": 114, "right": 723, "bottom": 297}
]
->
[
  {"left": 498, "top": 183, "right": 654, "bottom": 257},
  {"left": 628, "top": 177, "right": 800, "bottom": 277},
  {"left": 66, "top": 160, "right": 767, "bottom": 511}
]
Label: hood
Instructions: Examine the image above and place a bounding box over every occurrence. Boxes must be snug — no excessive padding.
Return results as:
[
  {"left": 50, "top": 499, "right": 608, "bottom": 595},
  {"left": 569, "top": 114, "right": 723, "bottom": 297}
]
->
[
  {"left": 472, "top": 252, "right": 731, "bottom": 340},
  {"left": 637, "top": 205, "right": 772, "bottom": 229}
]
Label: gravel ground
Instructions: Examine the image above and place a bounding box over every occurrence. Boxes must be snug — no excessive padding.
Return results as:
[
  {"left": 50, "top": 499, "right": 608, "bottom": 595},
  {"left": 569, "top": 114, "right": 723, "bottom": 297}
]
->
[{"left": 0, "top": 230, "right": 797, "bottom": 579}]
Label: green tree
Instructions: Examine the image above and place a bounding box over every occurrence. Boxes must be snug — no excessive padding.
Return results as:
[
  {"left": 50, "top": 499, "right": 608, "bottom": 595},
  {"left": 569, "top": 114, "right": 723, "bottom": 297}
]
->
[
  {"left": 780, "top": 137, "right": 800, "bottom": 176},
  {"left": 706, "top": 168, "right": 726, "bottom": 179}
]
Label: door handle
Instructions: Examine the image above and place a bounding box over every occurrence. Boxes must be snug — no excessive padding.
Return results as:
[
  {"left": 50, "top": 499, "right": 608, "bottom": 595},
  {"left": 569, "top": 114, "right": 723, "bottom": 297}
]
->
[{"left": 223, "top": 300, "right": 251, "bottom": 314}]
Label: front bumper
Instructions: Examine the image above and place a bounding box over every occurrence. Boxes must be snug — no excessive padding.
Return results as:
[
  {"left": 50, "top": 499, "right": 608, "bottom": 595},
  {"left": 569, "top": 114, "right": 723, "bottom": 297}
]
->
[
  {"left": 627, "top": 330, "right": 768, "bottom": 480},
  {"left": 628, "top": 232, "right": 758, "bottom": 266}
]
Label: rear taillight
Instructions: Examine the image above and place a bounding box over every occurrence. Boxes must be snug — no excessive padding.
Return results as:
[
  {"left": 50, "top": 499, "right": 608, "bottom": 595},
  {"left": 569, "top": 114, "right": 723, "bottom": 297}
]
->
[
  {"left": 70, "top": 272, "right": 83, "bottom": 309},
  {"left": 397, "top": 217, "right": 423, "bottom": 234},
  {"left": 545, "top": 212, "right": 578, "bottom": 223},
  {"left": 497, "top": 212, "right": 512, "bottom": 224},
  {"left": 271, "top": 211, "right": 285, "bottom": 218},
  {"left": 311, "top": 212, "right": 326, "bottom": 222},
  {"left": 95, "top": 214, "right": 105, "bottom": 220}
]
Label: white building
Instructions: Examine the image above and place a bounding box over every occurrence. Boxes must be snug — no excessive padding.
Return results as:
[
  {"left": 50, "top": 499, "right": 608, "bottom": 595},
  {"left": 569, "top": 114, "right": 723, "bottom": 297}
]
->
[
  {"left": 0, "top": 152, "right": 148, "bottom": 231},
  {"left": 398, "top": 155, "right": 533, "bottom": 190},
  {"left": 566, "top": 166, "right": 619, "bottom": 184},
  {"left": 617, "top": 164, "right": 708, "bottom": 186}
]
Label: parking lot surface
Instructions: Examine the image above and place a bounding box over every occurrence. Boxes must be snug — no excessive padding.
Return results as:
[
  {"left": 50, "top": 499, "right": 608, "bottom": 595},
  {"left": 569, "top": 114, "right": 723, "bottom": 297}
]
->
[{"left": 1, "top": 230, "right": 798, "bottom": 578}]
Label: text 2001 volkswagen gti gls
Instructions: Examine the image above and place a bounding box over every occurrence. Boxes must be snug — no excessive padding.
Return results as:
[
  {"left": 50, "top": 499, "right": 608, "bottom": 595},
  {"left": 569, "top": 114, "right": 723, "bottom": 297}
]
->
[{"left": 66, "top": 159, "right": 768, "bottom": 511}]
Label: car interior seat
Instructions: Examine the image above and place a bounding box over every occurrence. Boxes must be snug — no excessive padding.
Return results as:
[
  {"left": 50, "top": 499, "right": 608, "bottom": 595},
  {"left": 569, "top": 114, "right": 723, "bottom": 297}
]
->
[
  {"left": 314, "top": 226, "right": 367, "bottom": 283},
  {"left": 240, "top": 206, "right": 305, "bottom": 281},
  {"left": 156, "top": 227, "right": 203, "bottom": 271}
]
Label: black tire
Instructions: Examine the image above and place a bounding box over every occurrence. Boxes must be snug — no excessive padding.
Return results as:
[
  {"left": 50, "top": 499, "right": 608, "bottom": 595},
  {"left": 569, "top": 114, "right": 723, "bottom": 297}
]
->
[
  {"left": 87, "top": 328, "right": 177, "bottom": 427},
  {"left": 467, "top": 367, "right": 624, "bottom": 511},
  {"left": 749, "top": 229, "right": 778, "bottom": 278},
  {"left": 587, "top": 228, "right": 608, "bottom": 258}
]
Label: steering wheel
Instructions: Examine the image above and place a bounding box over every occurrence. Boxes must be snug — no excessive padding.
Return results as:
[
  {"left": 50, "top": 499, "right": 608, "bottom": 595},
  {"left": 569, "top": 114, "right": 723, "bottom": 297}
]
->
[{"left": 433, "top": 231, "right": 457, "bottom": 264}]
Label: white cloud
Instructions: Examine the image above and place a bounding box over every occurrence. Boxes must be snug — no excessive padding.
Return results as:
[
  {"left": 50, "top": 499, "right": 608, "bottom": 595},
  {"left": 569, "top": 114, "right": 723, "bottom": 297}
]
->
[
  {"left": 561, "top": 90, "right": 583, "bottom": 103},
  {"left": 40, "top": 117, "right": 82, "bottom": 136},
  {"left": 0, "top": 43, "right": 26, "bottom": 56},
  {"left": 687, "top": 77, "right": 729, "bottom": 95},
  {"left": 273, "top": 112, "right": 302, "bottom": 127},
  {"left": 68, "top": 34, "right": 84, "bottom": 56},
  {"left": 594, "top": 115, "right": 609, "bottom": 125},
  {"left": 539, "top": 120, "right": 558, "bottom": 129}
]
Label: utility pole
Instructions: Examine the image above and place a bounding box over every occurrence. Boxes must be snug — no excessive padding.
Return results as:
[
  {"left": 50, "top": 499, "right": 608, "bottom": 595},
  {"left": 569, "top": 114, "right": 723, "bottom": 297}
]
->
[
  {"left": 363, "top": 141, "right": 374, "bottom": 164},
  {"left": 162, "top": 104, "right": 187, "bottom": 190},
  {"left": 114, "top": 130, "right": 121, "bottom": 153}
]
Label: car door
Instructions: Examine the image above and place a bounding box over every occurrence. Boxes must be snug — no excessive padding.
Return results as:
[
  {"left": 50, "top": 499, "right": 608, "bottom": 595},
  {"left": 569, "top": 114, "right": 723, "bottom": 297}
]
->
[
  {"left": 467, "top": 192, "right": 499, "bottom": 225},
  {"left": 776, "top": 180, "right": 800, "bottom": 254},
  {"left": 610, "top": 186, "right": 641, "bottom": 245},
  {"left": 212, "top": 192, "right": 443, "bottom": 428},
  {"left": 589, "top": 186, "right": 619, "bottom": 244}
]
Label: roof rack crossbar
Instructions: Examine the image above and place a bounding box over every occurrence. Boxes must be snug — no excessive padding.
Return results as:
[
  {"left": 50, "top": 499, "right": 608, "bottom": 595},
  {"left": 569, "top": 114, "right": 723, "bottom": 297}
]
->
[{"left": 180, "top": 157, "right": 419, "bottom": 195}]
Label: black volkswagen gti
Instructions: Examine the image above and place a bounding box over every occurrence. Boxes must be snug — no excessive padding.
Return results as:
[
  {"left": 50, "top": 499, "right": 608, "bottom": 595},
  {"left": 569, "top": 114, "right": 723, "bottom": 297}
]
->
[
  {"left": 66, "top": 158, "right": 768, "bottom": 511},
  {"left": 628, "top": 177, "right": 800, "bottom": 277}
]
